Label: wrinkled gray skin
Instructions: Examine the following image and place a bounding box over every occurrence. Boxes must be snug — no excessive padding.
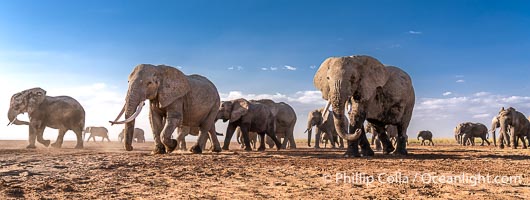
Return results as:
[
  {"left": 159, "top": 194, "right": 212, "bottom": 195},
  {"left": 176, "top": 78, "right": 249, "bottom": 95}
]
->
[
  {"left": 236, "top": 127, "right": 258, "bottom": 149},
  {"left": 217, "top": 98, "right": 282, "bottom": 151},
  {"left": 305, "top": 108, "right": 345, "bottom": 149},
  {"left": 110, "top": 64, "right": 221, "bottom": 154},
  {"left": 455, "top": 122, "right": 490, "bottom": 146},
  {"left": 490, "top": 115, "right": 511, "bottom": 147},
  {"left": 314, "top": 55, "right": 415, "bottom": 157},
  {"left": 119, "top": 128, "right": 145, "bottom": 143},
  {"left": 8, "top": 88, "right": 85, "bottom": 149},
  {"left": 84, "top": 126, "right": 110, "bottom": 142},
  {"left": 417, "top": 130, "right": 434, "bottom": 146},
  {"left": 251, "top": 99, "right": 297, "bottom": 149},
  {"left": 497, "top": 107, "right": 530, "bottom": 149},
  {"left": 176, "top": 126, "right": 223, "bottom": 151}
]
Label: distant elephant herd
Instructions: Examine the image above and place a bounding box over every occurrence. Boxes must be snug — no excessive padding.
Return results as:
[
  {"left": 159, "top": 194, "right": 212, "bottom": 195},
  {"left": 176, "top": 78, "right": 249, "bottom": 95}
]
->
[{"left": 6, "top": 55, "right": 529, "bottom": 157}]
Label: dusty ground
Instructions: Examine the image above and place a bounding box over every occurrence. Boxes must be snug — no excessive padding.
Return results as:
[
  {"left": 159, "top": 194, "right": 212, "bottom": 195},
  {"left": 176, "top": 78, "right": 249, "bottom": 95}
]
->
[{"left": 1, "top": 140, "right": 529, "bottom": 199}]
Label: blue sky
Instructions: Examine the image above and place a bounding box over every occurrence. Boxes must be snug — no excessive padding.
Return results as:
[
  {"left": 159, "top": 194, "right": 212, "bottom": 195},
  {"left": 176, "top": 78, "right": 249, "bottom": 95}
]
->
[{"left": 1, "top": 0, "right": 530, "bottom": 141}]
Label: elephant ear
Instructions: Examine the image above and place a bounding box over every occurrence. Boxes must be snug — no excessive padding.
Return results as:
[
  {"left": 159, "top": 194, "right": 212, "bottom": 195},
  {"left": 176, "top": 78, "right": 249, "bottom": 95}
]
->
[
  {"left": 26, "top": 88, "right": 46, "bottom": 115},
  {"left": 351, "top": 56, "right": 389, "bottom": 102},
  {"left": 230, "top": 99, "right": 249, "bottom": 123},
  {"left": 314, "top": 58, "right": 332, "bottom": 100},
  {"left": 157, "top": 65, "right": 191, "bottom": 108}
]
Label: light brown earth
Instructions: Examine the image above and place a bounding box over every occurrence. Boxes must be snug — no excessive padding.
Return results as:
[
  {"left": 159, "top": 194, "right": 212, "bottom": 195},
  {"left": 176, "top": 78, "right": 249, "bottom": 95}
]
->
[{"left": 1, "top": 140, "right": 529, "bottom": 199}]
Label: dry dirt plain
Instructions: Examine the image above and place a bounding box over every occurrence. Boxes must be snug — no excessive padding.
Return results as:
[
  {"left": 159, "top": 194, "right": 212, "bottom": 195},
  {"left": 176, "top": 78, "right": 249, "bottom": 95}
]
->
[{"left": 1, "top": 140, "right": 529, "bottom": 199}]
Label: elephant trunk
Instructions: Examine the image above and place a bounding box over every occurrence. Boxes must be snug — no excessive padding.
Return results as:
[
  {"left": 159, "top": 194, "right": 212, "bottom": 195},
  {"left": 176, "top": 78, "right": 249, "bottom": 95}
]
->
[
  {"left": 306, "top": 120, "right": 313, "bottom": 147},
  {"left": 121, "top": 89, "right": 143, "bottom": 151},
  {"left": 329, "top": 99, "right": 361, "bottom": 141},
  {"left": 7, "top": 107, "right": 29, "bottom": 126}
]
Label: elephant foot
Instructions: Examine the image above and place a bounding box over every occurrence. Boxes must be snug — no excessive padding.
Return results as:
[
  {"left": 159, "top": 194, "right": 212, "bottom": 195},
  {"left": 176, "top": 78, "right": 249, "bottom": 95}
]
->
[
  {"left": 499, "top": 145, "right": 505, "bottom": 149},
  {"left": 244, "top": 147, "right": 252, "bottom": 151},
  {"left": 41, "top": 140, "right": 51, "bottom": 147},
  {"left": 74, "top": 144, "right": 83, "bottom": 149},
  {"left": 164, "top": 139, "right": 178, "bottom": 153},
  {"left": 50, "top": 142, "right": 62, "bottom": 148},
  {"left": 211, "top": 146, "right": 222, "bottom": 153},
  {"left": 190, "top": 144, "right": 202, "bottom": 154},
  {"left": 257, "top": 147, "right": 266, "bottom": 152},
  {"left": 125, "top": 145, "right": 134, "bottom": 151},
  {"left": 151, "top": 145, "right": 166, "bottom": 154},
  {"left": 383, "top": 145, "right": 395, "bottom": 155},
  {"left": 26, "top": 145, "right": 36, "bottom": 149},
  {"left": 392, "top": 148, "right": 408, "bottom": 156},
  {"left": 339, "top": 145, "right": 344, "bottom": 149},
  {"left": 314, "top": 146, "right": 321, "bottom": 149},
  {"left": 523, "top": 146, "right": 528, "bottom": 149},
  {"left": 361, "top": 148, "right": 375, "bottom": 157}
]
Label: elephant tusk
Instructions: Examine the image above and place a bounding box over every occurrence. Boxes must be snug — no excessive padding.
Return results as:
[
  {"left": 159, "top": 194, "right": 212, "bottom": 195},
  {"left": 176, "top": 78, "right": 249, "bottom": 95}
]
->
[
  {"left": 7, "top": 118, "right": 17, "bottom": 126},
  {"left": 109, "top": 104, "right": 127, "bottom": 126},
  {"left": 322, "top": 100, "right": 331, "bottom": 118},
  {"left": 109, "top": 101, "right": 145, "bottom": 125}
]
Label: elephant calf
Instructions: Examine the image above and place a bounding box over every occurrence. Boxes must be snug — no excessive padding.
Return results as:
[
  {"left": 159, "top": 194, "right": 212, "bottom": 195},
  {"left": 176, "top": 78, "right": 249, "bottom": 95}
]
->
[
  {"left": 175, "top": 126, "right": 223, "bottom": 151},
  {"left": 217, "top": 98, "right": 282, "bottom": 151},
  {"left": 236, "top": 127, "right": 258, "bottom": 150},
  {"left": 455, "top": 122, "right": 490, "bottom": 146},
  {"left": 417, "top": 130, "right": 434, "bottom": 146},
  {"left": 8, "top": 87, "right": 85, "bottom": 149},
  {"left": 84, "top": 126, "right": 110, "bottom": 142}
]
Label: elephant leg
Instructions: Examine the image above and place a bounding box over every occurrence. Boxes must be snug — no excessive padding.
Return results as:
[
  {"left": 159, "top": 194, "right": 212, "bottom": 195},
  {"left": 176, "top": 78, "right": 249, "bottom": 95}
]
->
[
  {"left": 257, "top": 132, "right": 266, "bottom": 151},
  {"left": 51, "top": 129, "right": 68, "bottom": 148},
  {"left": 483, "top": 136, "right": 490, "bottom": 146},
  {"left": 149, "top": 110, "right": 165, "bottom": 154},
  {"left": 177, "top": 131, "right": 187, "bottom": 151},
  {"left": 86, "top": 134, "right": 91, "bottom": 142},
  {"left": 314, "top": 129, "right": 321, "bottom": 149},
  {"left": 73, "top": 128, "right": 83, "bottom": 149},
  {"left": 521, "top": 136, "right": 527, "bottom": 149},
  {"left": 339, "top": 137, "right": 344, "bottom": 149},
  {"left": 27, "top": 127, "right": 37, "bottom": 149},
  {"left": 161, "top": 117, "right": 179, "bottom": 153},
  {"left": 287, "top": 126, "right": 297, "bottom": 149},
  {"left": 392, "top": 125, "right": 408, "bottom": 155},
  {"left": 35, "top": 126, "right": 50, "bottom": 147},
  {"left": 511, "top": 128, "right": 517, "bottom": 149},
  {"left": 264, "top": 127, "right": 282, "bottom": 150},
  {"left": 328, "top": 132, "right": 336, "bottom": 148},
  {"left": 222, "top": 123, "right": 237, "bottom": 150},
  {"left": 207, "top": 125, "right": 222, "bottom": 152},
  {"left": 431, "top": 140, "right": 435, "bottom": 146},
  {"left": 239, "top": 126, "right": 252, "bottom": 151},
  {"left": 191, "top": 126, "right": 211, "bottom": 154},
  {"left": 278, "top": 133, "right": 288, "bottom": 149},
  {"left": 373, "top": 125, "right": 391, "bottom": 153}
]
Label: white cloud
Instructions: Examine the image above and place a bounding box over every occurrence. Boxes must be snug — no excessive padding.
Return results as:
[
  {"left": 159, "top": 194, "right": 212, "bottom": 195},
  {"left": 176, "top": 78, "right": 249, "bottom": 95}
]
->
[
  {"left": 309, "top": 65, "right": 317, "bottom": 69},
  {"left": 408, "top": 30, "right": 422, "bottom": 34},
  {"left": 270, "top": 67, "right": 278, "bottom": 71},
  {"left": 284, "top": 65, "right": 297, "bottom": 71},
  {"left": 176, "top": 66, "right": 183, "bottom": 69},
  {"left": 228, "top": 66, "right": 243, "bottom": 70},
  {"left": 474, "top": 92, "right": 490, "bottom": 97},
  {"left": 442, "top": 92, "right": 452, "bottom": 96},
  {"left": 456, "top": 79, "right": 465, "bottom": 83},
  {"left": 261, "top": 67, "right": 268, "bottom": 71},
  {"left": 472, "top": 114, "right": 491, "bottom": 119}
]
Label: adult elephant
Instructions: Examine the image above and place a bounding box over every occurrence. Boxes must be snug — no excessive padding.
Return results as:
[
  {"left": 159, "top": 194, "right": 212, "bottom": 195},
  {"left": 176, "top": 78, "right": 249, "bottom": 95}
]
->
[
  {"left": 119, "top": 128, "right": 145, "bottom": 143},
  {"left": 305, "top": 108, "right": 345, "bottom": 149},
  {"left": 497, "top": 107, "right": 530, "bottom": 149},
  {"left": 417, "top": 130, "right": 434, "bottom": 146},
  {"left": 490, "top": 115, "right": 511, "bottom": 147},
  {"left": 314, "top": 55, "right": 415, "bottom": 157},
  {"left": 455, "top": 122, "right": 490, "bottom": 146},
  {"left": 175, "top": 126, "right": 223, "bottom": 151},
  {"left": 109, "top": 64, "right": 221, "bottom": 154},
  {"left": 84, "top": 126, "right": 110, "bottom": 142},
  {"left": 217, "top": 98, "right": 282, "bottom": 151},
  {"left": 251, "top": 99, "right": 297, "bottom": 149},
  {"left": 7, "top": 87, "right": 85, "bottom": 149}
]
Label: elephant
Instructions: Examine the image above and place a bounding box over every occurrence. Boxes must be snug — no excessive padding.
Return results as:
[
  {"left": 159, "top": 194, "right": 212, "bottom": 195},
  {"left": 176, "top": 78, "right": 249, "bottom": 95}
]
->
[
  {"left": 250, "top": 99, "right": 297, "bottom": 149},
  {"left": 236, "top": 127, "right": 258, "bottom": 149},
  {"left": 454, "top": 122, "right": 490, "bottom": 146},
  {"left": 84, "top": 126, "right": 110, "bottom": 142},
  {"left": 109, "top": 64, "right": 222, "bottom": 154},
  {"left": 305, "top": 108, "right": 345, "bottom": 149},
  {"left": 497, "top": 107, "right": 530, "bottom": 149},
  {"left": 490, "top": 115, "right": 511, "bottom": 147},
  {"left": 314, "top": 55, "right": 415, "bottom": 157},
  {"left": 320, "top": 131, "right": 341, "bottom": 148},
  {"left": 417, "top": 130, "right": 434, "bottom": 146},
  {"left": 217, "top": 98, "right": 282, "bottom": 151},
  {"left": 7, "top": 87, "right": 85, "bottom": 149},
  {"left": 175, "top": 126, "right": 223, "bottom": 151},
  {"left": 118, "top": 128, "right": 145, "bottom": 143}
]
